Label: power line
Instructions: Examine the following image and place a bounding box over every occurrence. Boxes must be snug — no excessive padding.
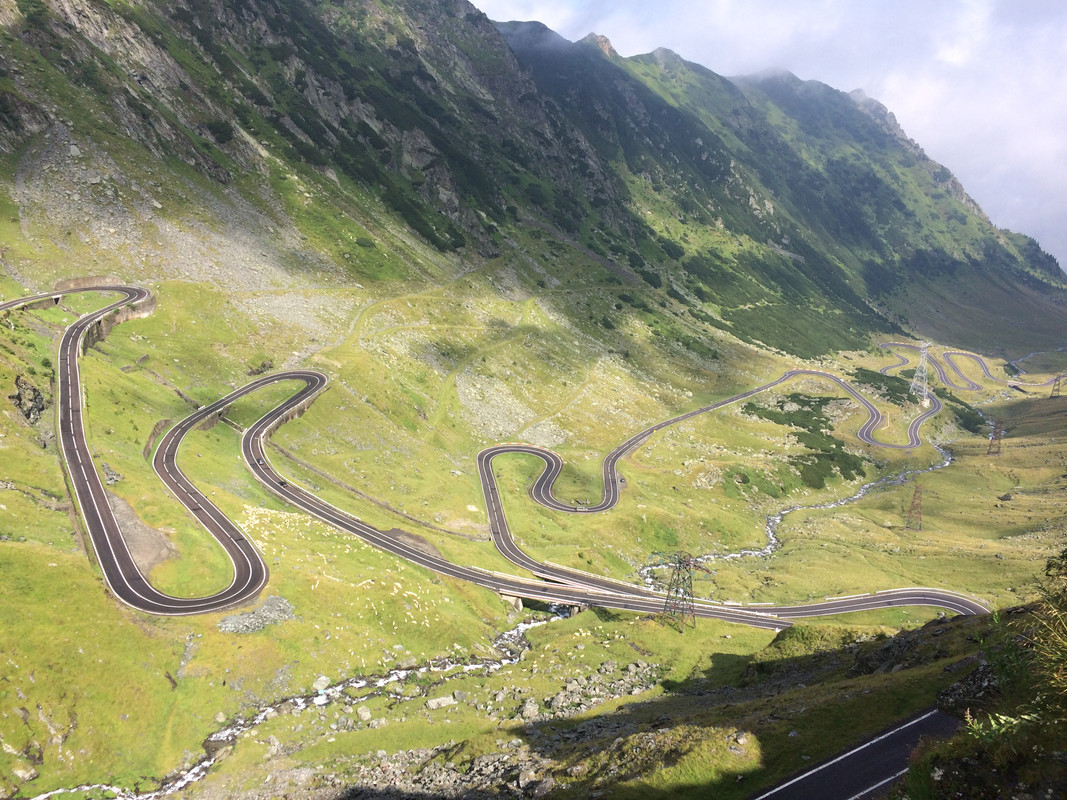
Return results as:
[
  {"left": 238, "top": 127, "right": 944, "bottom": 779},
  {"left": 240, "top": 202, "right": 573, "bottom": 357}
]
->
[{"left": 650, "top": 551, "right": 711, "bottom": 631}]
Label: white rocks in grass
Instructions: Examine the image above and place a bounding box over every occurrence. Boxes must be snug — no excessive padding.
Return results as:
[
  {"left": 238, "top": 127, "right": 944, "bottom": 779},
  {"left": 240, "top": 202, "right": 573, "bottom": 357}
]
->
[
  {"left": 426, "top": 696, "right": 457, "bottom": 710},
  {"left": 12, "top": 765, "right": 38, "bottom": 781},
  {"left": 217, "top": 596, "right": 295, "bottom": 633},
  {"left": 521, "top": 417, "right": 567, "bottom": 448},
  {"left": 455, "top": 371, "right": 537, "bottom": 439}
]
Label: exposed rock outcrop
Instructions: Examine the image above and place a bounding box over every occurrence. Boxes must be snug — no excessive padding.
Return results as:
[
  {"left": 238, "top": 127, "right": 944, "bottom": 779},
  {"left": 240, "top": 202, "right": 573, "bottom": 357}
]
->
[
  {"left": 8, "top": 374, "right": 45, "bottom": 423},
  {"left": 217, "top": 596, "right": 296, "bottom": 633}
]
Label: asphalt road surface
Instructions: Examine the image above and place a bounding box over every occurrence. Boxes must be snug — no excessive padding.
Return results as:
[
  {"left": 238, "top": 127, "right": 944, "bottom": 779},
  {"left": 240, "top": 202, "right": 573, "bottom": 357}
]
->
[
  {"left": 882, "top": 342, "right": 1059, "bottom": 392},
  {"left": 750, "top": 709, "right": 960, "bottom": 800},
  {"left": 9, "top": 286, "right": 989, "bottom": 623}
]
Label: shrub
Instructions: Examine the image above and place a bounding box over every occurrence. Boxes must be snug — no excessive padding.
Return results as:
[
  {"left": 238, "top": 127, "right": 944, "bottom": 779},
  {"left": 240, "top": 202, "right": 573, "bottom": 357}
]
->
[
  {"left": 204, "top": 119, "right": 234, "bottom": 144},
  {"left": 637, "top": 268, "right": 662, "bottom": 288},
  {"left": 659, "top": 238, "right": 685, "bottom": 259},
  {"left": 16, "top": 0, "right": 48, "bottom": 27}
]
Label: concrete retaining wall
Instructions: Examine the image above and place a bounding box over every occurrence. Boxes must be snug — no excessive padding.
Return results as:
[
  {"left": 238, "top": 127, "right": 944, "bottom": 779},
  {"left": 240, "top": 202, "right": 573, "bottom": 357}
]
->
[
  {"left": 82, "top": 293, "right": 156, "bottom": 353},
  {"left": 261, "top": 382, "right": 330, "bottom": 440},
  {"left": 52, "top": 276, "right": 124, "bottom": 292}
]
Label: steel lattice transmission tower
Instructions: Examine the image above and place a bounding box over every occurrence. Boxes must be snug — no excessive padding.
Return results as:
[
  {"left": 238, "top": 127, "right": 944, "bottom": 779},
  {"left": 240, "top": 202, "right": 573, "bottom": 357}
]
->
[
  {"left": 987, "top": 420, "right": 1004, "bottom": 456},
  {"left": 651, "top": 551, "right": 711, "bottom": 631},
  {"left": 909, "top": 342, "right": 932, "bottom": 407},
  {"left": 904, "top": 484, "right": 923, "bottom": 531},
  {"left": 1051, "top": 375, "right": 1063, "bottom": 398}
]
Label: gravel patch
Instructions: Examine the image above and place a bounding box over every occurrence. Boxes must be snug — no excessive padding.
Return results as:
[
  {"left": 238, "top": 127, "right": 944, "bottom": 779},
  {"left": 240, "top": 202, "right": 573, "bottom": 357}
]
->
[
  {"left": 455, "top": 371, "right": 538, "bottom": 440},
  {"left": 519, "top": 417, "right": 567, "bottom": 448},
  {"left": 217, "top": 596, "right": 296, "bottom": 633},
  {"left": 106, "top": 490, "right": 177, "bottom": 575}
]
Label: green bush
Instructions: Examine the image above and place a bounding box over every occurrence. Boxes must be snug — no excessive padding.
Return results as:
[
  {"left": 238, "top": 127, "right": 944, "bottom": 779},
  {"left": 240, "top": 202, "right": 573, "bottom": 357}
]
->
[
  {"left": 659, "top": 237, "right": 685, "bottom": 259},
  {"left": 851, "top": 367, "right": 911, "bottom": 405},
  {"left": 16, "top": 0, "right": 48, "bottom": 27},
  {"left": 637, "top": 268, "right": 662, "bottom": 288},
  {"left": 744, "top": 394, "right": 866, "bottom": 488},
  {"left": 204, "top": 119, "right": 234, "bottom": 144}
]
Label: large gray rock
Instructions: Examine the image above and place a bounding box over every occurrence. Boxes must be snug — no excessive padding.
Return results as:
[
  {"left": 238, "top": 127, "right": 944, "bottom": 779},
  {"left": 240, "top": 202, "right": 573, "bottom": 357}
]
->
[
  {"left": 9, "top": 376, "right": 44, "bottom": 424},
  {"left": 426, "top": 695, "right": 457, "bottom": 710},
  {"left": 532, "top": 775, "right": 556, "bottom": 797},
  {"left": 520, "top": 698, "right": 539, "bottom": 719},
  {"left": 938, "top": 662, "right": 999, "bottom": 713},
  {"left": 101, "top": 462, "right": 123, "bottom": 485}
]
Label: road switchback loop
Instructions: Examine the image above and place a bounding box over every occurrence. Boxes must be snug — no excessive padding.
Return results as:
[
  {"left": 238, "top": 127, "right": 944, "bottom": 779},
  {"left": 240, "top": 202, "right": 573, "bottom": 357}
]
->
[{"left": 18, "top": 286, "right": 989, "bottom": 623}]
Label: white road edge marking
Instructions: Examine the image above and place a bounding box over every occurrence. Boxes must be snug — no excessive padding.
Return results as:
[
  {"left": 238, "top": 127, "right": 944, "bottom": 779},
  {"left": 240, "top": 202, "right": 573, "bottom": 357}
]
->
[{"left": 845, "top": 767, "right": 909, "bottom": 800}]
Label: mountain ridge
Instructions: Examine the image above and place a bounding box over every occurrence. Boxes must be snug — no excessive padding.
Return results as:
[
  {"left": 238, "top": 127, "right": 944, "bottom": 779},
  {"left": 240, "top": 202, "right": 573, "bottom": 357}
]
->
[{"left": 0, "top": 0, "right": 1063, "bottom": 356}]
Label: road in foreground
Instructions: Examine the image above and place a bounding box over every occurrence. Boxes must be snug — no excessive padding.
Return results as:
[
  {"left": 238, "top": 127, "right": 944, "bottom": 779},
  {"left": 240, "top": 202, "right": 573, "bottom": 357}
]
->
[{"left": 750, "top": 709, "right": 960, "bottom": 800}]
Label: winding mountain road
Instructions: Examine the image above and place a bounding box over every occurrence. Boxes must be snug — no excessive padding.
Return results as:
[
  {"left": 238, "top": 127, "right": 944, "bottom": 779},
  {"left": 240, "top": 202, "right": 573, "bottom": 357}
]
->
[
  {"left": 476, "top": 366, "right": 944, "bottom": 596},
  {"left": 8, "top": 286, "right": 992, "bottom": 623},
  {"left": 881, "top": 341, "right": 1060, "bottom": 392}
]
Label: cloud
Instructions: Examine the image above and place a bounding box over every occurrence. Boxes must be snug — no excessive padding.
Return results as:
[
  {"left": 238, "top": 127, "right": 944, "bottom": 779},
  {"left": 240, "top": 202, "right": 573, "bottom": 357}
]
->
[
  {"left": 933, "top": 0, "right": 992, "bottom": 67},
  {"left": 473, "top": 0, "right": 1067, "bottom": 269}
]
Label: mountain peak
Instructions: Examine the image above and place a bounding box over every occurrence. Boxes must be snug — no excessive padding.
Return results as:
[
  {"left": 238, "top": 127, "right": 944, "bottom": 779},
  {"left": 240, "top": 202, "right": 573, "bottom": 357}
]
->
[
  {"left": 651, "top": 47, "right": 685, "bottom": 67},
  {"left": 493, "top": 19, "right": 571, "bottom": 51},
  {"left": 733, "top": 67, "right": 802, "bottom": 85},
  {"left": 580, "top": 32, "right": 618, "bottom": 57}
]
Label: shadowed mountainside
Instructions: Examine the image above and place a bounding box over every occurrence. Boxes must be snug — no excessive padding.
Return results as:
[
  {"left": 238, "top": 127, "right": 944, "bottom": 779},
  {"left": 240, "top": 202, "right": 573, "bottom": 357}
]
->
[{"left": 0, "top": 0, "right": 1064, "bottom": 355}]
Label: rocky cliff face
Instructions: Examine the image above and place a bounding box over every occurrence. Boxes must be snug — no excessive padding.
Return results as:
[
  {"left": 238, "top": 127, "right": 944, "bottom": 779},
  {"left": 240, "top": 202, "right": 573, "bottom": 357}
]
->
[{"left": 1, "top": 0, "right": 616, "bottom": 254}]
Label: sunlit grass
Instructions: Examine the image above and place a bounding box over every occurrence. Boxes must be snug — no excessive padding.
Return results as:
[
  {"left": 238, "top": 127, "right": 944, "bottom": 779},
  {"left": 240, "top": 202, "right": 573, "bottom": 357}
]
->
[{"left": 0, "top": 151, "right": 1062, "bottom": 798}]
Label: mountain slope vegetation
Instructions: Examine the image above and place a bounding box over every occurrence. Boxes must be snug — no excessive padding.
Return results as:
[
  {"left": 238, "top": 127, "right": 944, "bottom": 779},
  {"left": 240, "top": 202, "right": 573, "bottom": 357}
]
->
[
  {"left": 0, "top": 0, "right": 1065, "bottom": 797},
  {"left": 1, "top": 0, "right": 1063, "bottom": 355},
  {"left": 496, "top": 23, "right": 1067, "bottom": 355}
]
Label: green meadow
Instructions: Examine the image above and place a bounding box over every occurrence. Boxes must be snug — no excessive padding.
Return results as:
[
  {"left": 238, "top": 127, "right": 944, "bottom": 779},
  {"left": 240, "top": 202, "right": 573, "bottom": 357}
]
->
[{"left": 3, "top": 263, "right": 1063, "bottom": 795}]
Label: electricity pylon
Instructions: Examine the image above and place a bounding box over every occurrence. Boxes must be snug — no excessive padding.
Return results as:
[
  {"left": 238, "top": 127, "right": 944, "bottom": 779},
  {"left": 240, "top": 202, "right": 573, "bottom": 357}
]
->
[
  {"left": 987, "top": 420, "right": 1004, "bottom": 456},
  {"left": 909, "top": 342, "right": 931, "bottom": 407},
  {"left": 1051, "top": 375, "right": 1063, "bottom": 398},
  {"left": 650, "top": 551, "right": 711, "bottom": 631}
]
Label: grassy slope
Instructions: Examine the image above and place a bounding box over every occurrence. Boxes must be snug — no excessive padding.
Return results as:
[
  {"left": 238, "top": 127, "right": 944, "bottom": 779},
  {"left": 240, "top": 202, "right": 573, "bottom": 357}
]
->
[
  {"left": 618, "top": 55, "right": 1067, "bottom": 356},
  {"left": 3, "top": 227, "right": 1063, "bottom": 795},
  {"left": 0, "top": 5, "right": 1064, "bottom": 798},
  {"left": 2, "top": 89, "right": 1064, "bottom": 788}
]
